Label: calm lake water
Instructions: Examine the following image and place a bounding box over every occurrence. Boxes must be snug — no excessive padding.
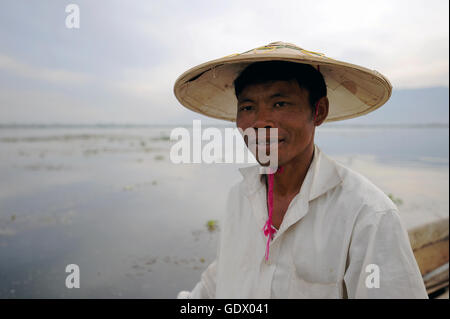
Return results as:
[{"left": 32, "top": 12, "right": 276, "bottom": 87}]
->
[{"left": 0, "top": 124, "right": 448, "bottom": 298}]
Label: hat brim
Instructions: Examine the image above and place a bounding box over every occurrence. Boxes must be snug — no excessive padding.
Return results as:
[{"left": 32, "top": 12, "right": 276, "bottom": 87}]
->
[{"left": 173, "top": 44, "right": 392, "bottom": 122}]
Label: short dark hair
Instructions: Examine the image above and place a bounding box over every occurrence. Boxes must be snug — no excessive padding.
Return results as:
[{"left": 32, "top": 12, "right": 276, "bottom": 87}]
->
[{"left": 233, "top": 61, "right": 327, "bottom": 114}]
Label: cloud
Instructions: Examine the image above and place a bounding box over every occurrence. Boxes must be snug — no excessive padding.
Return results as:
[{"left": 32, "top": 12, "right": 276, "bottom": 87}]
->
[
  {"left": 0, "top": 54, "right": 92, "bottom": 86},
  {"left": 113, "top": 65, "right": 178, "bottom": 100}
]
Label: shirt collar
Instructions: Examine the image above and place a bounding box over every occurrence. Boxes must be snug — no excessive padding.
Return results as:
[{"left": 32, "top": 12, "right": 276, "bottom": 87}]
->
[{"left": 238, "top": 144, "right": 342, "bottom": 202}]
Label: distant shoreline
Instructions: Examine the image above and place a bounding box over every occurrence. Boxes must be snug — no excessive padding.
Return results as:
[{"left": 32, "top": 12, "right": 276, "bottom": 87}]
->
[{"left": 0, "top": 123, "right": 448, "bottom": 129}]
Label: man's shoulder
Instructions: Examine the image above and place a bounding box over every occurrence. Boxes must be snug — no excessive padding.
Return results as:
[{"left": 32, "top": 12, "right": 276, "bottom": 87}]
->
[
  {"left": 224, "top": 173, "right": 249, "bottom": 208},
  {"left": 326, "top": 155, "right": 398, "bottom": 214}
]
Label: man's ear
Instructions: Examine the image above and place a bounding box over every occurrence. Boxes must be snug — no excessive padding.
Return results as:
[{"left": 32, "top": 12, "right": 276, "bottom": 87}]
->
[{"left": 314, "top": 96, "right": 329, "bottom": 126}]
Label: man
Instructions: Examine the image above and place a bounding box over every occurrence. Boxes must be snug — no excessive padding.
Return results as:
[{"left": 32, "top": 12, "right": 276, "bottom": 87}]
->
[{"left": 174, "top": 42, "right": 428, "bottom": 298}]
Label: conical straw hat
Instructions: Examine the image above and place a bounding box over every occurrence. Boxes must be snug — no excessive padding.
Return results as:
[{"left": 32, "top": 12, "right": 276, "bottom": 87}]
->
[{"left": 174, "top": 41, "right": 392, "bottom": 122}]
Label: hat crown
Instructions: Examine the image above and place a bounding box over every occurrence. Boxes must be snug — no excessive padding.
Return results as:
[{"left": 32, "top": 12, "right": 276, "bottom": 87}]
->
[
  {"left": 248, "top": 41, "right": 313, "bottom": 57},
  {"left": 267, "top": 41, "right": 301, "bottom": 49}
]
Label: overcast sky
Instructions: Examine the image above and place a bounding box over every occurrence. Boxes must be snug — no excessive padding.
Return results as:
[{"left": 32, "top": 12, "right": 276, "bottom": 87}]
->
[{"left": 0, "top": 0, "right": 448, "bottom": 124}]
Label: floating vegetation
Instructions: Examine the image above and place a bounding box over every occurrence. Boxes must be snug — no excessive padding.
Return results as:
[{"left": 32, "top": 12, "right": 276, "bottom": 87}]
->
[
  {"left": 20, "top": 164, "right": 66, "bottom": 171},
  {"left": 161, "top": 256, "right": 207, "bottom": 270},
  {"left": 122, "top": 181, "right": 159, "bottom": 191},
  {"left": 36, "top": 211, "right": 75, "bottom": 226},
  {"left": 83, "top": 149, "right": 99, "bottom": 156},
  {"left": 154, "top": 155, "right": 164, "bottom": 161},
  {"left": 130, "top": 255, "right": 210, "bottom": 275},
  {"left": 192, "top": 222, "right": 221, "bottom": 241},
  {"left": 206, "top": 220, "right": 219, "bottom": 232},
  {"left": 191, "top": 230, "right": 202, "bottom": 242},
  {"left": 0, "top": 228, "right": 15, "bottom": 236},
  {"left": 388, "top": 193, "right": 404, "bottom": 206},
  {"left": 0, "top": 133, "right": 175, "bottom": 151},
  {"left": 132, "top": 264, "right": 144, "bottom": 270},
  {"left": 145, "top": 258, "right": 157, "bottom": 265},
  {"left": 1, "top": 134, "right": 111, "bottom": 143},
  {"left": 151, "top": 135, "right": 170, "bottom": 142}
]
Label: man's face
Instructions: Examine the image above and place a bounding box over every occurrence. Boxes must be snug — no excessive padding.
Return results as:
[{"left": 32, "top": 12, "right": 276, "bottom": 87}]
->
[{"left": 236, "top": 79, "right": 316, "bottom": 167}]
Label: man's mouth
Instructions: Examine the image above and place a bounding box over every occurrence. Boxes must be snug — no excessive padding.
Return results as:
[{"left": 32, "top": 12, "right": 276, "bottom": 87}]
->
[{"left": 248, "top": 139, "right": 285, "bottom": 146}]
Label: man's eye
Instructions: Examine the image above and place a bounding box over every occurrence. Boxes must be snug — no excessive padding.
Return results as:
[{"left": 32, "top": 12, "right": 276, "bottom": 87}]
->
[
  {"left": 274, "top": 102, "right": 287, "bottom": 107},
  {"left": 239, "top": 106, "right": 253, "bottom": 111}
]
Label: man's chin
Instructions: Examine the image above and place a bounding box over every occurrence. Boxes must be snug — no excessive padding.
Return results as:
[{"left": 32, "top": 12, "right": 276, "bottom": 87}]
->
[
  {"left": 254, "top": 157, "right": 285, "bottom": 168},
  {"left": 248, "top": 144, "right": 285, "bottom": 166}
]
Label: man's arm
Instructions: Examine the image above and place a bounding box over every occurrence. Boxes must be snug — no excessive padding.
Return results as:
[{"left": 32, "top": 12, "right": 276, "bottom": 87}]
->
[
  {"left": 177, "top": 260, "right": 218, "bottom": 299},
  {"left": 343, "top": 208, "right": 428, "bottom": 299}
]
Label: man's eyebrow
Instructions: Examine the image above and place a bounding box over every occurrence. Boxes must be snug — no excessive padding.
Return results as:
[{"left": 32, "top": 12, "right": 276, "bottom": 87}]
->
[
  {"left": 269, "top": 93, "right": 290, "bottom": 99},
  {"left": 237, "top": 98, "right": 254, "bottom": 104}
]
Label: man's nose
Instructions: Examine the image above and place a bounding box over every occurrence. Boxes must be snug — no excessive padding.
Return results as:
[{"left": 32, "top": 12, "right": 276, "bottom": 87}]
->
[{"left": 252, "top": 107, "right": 275, "bottom": 129}]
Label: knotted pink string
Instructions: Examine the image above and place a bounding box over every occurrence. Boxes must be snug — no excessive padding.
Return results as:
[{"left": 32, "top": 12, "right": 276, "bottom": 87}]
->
[{"left": 262, "top": 166, "right": 283, "bottom": 261}]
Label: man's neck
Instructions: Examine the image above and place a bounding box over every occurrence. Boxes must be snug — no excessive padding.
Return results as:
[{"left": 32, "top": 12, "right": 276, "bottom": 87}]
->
[{"left": 271, "top": 143, "right": 315, "bottom": 197}]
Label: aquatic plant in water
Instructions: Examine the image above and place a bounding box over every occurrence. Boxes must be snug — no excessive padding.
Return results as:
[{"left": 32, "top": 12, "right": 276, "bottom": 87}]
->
[{"left": 206, "top": 220, "right": 219, "bottom": 232}]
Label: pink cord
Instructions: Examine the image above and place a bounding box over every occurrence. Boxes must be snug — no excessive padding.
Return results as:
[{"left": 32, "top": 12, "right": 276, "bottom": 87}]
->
[{"left": 262, "top": 166, "right": 283, "bottom": 261}]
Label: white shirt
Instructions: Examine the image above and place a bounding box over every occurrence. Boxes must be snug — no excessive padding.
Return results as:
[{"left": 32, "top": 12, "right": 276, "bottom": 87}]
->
[{"left": 178, "top": 145, "right": 428, "bottom": 299}]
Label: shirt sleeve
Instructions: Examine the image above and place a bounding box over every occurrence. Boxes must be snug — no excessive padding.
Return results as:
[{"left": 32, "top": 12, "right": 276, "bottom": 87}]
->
[
  {"left": 343, "top": 209, "right": 429, "bottom": 299},
  {"left": 177, "top": 259, "right": 218, "bottom": 299}
]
